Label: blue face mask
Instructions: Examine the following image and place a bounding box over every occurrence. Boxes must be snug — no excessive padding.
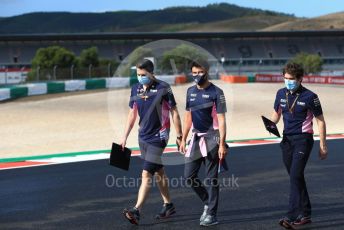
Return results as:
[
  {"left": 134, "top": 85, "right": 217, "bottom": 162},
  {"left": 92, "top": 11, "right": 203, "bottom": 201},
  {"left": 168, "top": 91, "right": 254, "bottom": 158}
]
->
[
  {"left": 192, "top": 74, "right": 207, "bottom": 85},
  {"left": 284, "top": 79, "right": 299, "bottom": 91},
  {"left": 138, "top": 75, "right": 152, "bottom": 85}
]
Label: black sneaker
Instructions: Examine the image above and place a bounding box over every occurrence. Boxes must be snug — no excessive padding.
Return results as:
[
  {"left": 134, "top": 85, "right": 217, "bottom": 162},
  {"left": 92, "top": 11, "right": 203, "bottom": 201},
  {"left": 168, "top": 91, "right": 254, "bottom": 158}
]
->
[
  {"left": 278, "top": 217, "right": 295, "bottom": 229},
  {"left": 155, "top": 203, "right": 176, "bottom": 219},
  {"left": 123, "top": 207, "right": 140, "bottom": 225},
  {"left": 293, "top": 215, "right": 312, "bottom": 226}
]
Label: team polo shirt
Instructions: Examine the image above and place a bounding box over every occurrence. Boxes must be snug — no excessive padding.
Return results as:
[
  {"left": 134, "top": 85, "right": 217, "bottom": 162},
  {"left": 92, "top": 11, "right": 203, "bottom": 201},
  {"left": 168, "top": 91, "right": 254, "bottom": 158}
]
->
[
  {"left": 129, "top": 80, "right": 176, "bottom": 144},
  {"left": 185, "top": 83, "right": 227, "bottom": 133},
  {"left": 274, "top": 85, "right": 323, "bottom": 135}
]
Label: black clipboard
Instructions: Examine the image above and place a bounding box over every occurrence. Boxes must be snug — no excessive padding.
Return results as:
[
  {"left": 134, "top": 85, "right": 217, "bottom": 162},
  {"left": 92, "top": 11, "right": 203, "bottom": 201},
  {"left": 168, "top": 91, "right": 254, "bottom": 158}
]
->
[
  {"left": 109, "top": 143, "right": 132, "bottom": 171},
  {"left": 261, "top": 116, "right": 281, "bottom": 137}
]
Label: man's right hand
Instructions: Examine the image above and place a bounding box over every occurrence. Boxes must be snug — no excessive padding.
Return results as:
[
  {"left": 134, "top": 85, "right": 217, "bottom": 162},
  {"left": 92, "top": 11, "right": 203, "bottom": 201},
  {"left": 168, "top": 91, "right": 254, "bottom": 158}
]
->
[
  {"left": 179, "top": 140, "right": 186, "bottom": 154},
  {"left": 120, "top": 138, "right": 127, "bottom": 151}
]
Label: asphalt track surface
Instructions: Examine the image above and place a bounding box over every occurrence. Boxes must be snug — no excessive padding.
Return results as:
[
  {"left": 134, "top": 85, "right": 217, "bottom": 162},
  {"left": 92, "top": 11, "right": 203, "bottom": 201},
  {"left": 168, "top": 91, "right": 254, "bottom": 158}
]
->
[{"left": 1, "top": 140, "right": 343, "bottom": 230}]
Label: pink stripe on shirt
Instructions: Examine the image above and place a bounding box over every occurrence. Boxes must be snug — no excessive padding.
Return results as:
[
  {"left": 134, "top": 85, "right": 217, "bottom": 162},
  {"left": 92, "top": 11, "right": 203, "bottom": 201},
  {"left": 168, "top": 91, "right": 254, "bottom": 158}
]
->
[{"left": 302, "top": 110, "right": 314, "bottom": 133}]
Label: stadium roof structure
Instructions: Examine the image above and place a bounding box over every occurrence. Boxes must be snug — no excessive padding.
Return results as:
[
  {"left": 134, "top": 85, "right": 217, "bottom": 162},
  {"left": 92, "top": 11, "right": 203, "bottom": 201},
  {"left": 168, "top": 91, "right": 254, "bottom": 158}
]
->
[{"left": 1, "top": 30, "right": 344, "bottom": 42}]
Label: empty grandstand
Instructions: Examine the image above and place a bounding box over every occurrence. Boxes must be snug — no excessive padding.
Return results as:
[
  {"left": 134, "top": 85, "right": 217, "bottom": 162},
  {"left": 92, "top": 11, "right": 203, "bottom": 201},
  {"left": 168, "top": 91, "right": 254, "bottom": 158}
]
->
[{"left": 1, "top": 30, "right": 344, "bottom": 76}]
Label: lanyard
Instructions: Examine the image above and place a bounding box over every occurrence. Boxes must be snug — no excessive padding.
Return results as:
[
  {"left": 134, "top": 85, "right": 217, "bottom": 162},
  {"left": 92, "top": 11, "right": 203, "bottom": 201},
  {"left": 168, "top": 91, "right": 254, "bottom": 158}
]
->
[{"left": 285, "top": 92, "right": 300, "bottom": 114}]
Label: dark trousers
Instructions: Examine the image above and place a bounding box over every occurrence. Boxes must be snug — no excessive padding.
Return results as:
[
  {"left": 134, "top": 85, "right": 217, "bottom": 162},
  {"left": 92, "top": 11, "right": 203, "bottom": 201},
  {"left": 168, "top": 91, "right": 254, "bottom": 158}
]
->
[
  {"left": 184, "top": 140, "right": 219, "bottom": 216},
  {"left": 280, "top": 134, "right": 314, "bottom": 220}
]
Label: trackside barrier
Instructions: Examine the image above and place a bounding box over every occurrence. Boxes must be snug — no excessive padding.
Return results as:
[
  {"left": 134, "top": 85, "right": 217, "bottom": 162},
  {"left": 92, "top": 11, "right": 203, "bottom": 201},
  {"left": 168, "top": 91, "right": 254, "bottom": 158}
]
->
[
  {"left": 0, "top": 78, "right": 129, "bottom": 102},
  {"left": 0, "top": 88, "right": 10, "bottom": 101},
  {"left": 27, "top": 83, "right": 48, "bottom": 96},
  {"left": 0, "top": 75, "right": 188, "bottom": 102},
  {"left": 175, "top": 75, "right": 187, "bottom": 84},
  {"left": 220, "top": 75, "right": 256, "bottom": 83},
  {"left": 255, "top": 74, "right": 283, "bottom": 82},
  {"left": 47, "top": 82, "right": 65, "bottom": 94},
  {"left": 220, "top": 75, "right": 249, "bottom": 83},
  {"left": 65, "top": 80, "right": 86, "bottom": 92},
  {"left": 156, "top": 75, "right": 176, "bottom": 85},
  {"left": 85, "top": 79, "right": 106, "bottom": 90},
  {"left": 221, "top": 74, "right": 344, "bottom": 85},
  {"left": 10, "top": 86, "right": 28, "bottom": 99}
]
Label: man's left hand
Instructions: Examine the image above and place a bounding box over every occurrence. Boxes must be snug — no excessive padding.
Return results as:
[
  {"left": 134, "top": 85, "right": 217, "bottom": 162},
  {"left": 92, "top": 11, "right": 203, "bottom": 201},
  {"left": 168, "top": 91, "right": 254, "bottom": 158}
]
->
[
  {"left": 218, "top": 143, "right": 228, "bottom": 160},
  {"left": 319, "top": 143, "right": 328, "bottom": 160}
]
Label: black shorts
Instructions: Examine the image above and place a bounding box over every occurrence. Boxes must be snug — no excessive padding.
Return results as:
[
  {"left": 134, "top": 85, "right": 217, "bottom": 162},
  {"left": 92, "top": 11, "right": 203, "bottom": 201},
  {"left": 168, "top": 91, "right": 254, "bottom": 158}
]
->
[{"left": 139, "top": 140, "right": 166, "bottom": 175}]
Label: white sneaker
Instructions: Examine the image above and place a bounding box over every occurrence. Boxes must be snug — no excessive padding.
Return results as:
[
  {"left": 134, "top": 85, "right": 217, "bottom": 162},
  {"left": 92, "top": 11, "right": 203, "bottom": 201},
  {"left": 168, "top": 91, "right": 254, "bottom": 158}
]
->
[
  {"left": 200, "top": 214, "right": 219, "bottom": 226},
  {"left": 199, "top": 205, "right": 209, "bottom": 222}
]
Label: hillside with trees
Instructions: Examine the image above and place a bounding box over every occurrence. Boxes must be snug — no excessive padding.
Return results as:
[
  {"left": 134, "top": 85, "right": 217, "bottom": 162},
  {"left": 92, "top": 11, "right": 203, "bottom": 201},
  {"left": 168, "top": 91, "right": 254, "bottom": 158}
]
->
[{"left": 0, "top": 3, "right": 295, "bottom": 34}]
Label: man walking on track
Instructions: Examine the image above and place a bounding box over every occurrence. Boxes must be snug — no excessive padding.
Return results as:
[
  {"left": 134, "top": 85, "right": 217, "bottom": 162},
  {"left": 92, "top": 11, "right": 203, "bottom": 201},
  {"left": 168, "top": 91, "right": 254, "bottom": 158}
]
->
[
  {"left": 120, "top": 59, "right": 183, "bottom": 225},
  {"left": 180, "top": 59, "right": 228, "bottom": 227},
  {"left": 271, "top": 62, "right": 328, "bottom": 229}
]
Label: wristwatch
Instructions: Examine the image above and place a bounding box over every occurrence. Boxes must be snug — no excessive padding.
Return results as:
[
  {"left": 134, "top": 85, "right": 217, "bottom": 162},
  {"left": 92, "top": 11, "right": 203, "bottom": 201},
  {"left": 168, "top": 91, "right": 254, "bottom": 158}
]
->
[{"left": 176, "top": 135, "right": 182, "bottom": 140}]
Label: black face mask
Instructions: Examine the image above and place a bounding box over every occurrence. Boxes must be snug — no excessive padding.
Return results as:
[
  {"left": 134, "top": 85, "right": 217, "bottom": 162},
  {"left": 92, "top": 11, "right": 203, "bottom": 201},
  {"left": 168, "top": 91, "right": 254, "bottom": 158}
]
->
[{"left": 192, "top": 74, "right": 207, "bottom": 85}]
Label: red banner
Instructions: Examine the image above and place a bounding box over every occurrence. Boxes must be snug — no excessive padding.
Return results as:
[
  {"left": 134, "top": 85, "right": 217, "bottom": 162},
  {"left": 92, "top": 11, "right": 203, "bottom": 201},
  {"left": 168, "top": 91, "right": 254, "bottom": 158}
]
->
[{"left": 255, "top": 74, "right": 344, "bottom": 85}]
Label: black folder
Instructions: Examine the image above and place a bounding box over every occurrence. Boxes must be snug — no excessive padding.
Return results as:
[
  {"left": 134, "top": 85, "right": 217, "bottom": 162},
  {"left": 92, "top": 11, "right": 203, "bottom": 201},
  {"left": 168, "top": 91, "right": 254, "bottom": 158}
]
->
[
  {"left": 109, "top": 143, "right": 132, "bottom": 171},
  {"left": 218, "top": 158, "right": 229, "bottom": 173},
  {"left": 261, "top": 116, "right": 281, "bottom": 137}
]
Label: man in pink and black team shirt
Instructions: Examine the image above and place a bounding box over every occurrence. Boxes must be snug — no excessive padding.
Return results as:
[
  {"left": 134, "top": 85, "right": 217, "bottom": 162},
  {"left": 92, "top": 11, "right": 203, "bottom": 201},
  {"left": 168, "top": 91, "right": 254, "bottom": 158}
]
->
[
  {"left": 271, "top": 62, "right": 328, "bottom": 229},
  {"left": 180, "top": 59, "right": 228, "bottom": 227},
  {"left": 120, "top": 59, "right": 182, "bottom": 225}
]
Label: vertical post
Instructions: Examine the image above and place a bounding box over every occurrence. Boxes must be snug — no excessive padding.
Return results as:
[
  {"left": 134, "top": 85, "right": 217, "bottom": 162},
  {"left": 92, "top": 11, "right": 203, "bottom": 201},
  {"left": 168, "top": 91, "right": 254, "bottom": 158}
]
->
[
  {"left": 107, "top": 63, "right": 111, "bottom": 78},
  {"left": 53, "top": 65, "right": 57, "bottom": 80},
  {"left": 89, "top": 64, "right": 92, "bottom": 79},
  {"left": 220, "top": 56, "right": 225, "bottom": 78},
  {"left": 238, "top": 58, "right": 243, "bottom": 76},
  {"left": 258, "top": 59, "right": 262, "bottom": 75},
  {"left": 5, "top": 68, "right": 8, "bottom": 85},
  {"left": 20, "top": 67, "right": 25, "bottom": 83},
  {"left": 36, "top": 66, "right": 40, "bottom": 82},
  {"left": 71, "top": 64, "right": 74, "bottom": 80}
]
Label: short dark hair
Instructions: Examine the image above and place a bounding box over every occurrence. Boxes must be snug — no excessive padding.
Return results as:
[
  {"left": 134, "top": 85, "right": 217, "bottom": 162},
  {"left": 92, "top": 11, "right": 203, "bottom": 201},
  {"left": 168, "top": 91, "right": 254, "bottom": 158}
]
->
[
  {"left": 283, "top": 62, "right": 304, "bottom": 79},
  {"left": 190, "top": 58, "right": 209, "bottom": 72},
  {"left": 136, "top": 59, "right": 154, "bottom": 73}
]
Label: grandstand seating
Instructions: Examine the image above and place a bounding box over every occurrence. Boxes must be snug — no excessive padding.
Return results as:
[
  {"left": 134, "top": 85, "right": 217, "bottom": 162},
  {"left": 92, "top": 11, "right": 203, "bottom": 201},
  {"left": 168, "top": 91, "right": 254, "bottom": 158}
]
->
[{"left": 0, "top": 32, "right": 343, "bottom": 73}]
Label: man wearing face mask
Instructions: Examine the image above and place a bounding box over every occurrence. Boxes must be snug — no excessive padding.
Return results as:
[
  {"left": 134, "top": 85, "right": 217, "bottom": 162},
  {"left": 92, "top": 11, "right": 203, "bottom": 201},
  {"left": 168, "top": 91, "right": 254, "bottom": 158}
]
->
[
  {"left": 121, "top": 59, "right": 182, "bottom": 225},
  {"left": 271, "top": 62, "right": 328, "bottom": 229},
  {"left": 180, "top": 59, "right": 228, "bottom": 226}
]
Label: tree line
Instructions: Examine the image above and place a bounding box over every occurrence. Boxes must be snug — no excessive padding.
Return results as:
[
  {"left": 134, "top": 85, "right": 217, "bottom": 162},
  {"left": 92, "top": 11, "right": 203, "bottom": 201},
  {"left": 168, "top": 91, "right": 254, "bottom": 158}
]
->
[
  {"left": 28, "top": 44, "right": 323, "bottom": 81},
  {"left": 28, "top": 46, "right": 118, "bottom": 81}
]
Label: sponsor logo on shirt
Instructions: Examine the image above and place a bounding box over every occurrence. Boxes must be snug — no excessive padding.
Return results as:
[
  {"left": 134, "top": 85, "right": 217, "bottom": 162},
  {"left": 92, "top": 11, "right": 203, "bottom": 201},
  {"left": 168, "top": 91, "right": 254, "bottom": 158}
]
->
[
  {"left": 202, "top": 94, "right": 210, "bottom": 99},
  {"left": 190, "top": 98, "right": 196, "bottom": 101},
  {"left": 219, "top": 95, "right": 226, "bottom": 104},
  {"left": 297, "top": 101, "right": 306, "bottom": 106},
  {"left": 280, "top": 99, "right": 287, "bottom": 103},
  {"left": 151, "top": 89, "right": 158, "bottom": 93},
  {"left": 190, "top": 93, "right": 197, "bottom": 97},
  {"left": 280, "top": 104, "right": 286, "bottom": 107}
]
